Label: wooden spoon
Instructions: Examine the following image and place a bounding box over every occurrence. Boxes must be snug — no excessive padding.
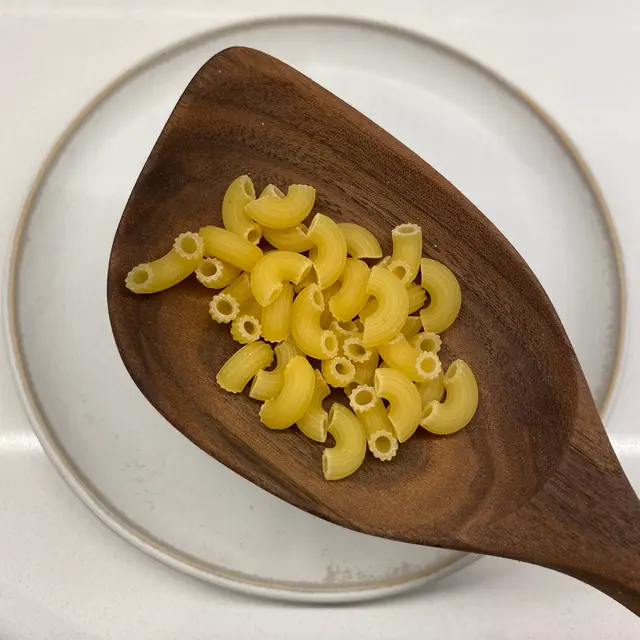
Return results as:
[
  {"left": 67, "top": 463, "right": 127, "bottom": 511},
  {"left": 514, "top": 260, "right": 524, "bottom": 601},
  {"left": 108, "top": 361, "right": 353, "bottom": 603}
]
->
[{"left": 107, "top": 47, "right": 640, "bottom": 614}]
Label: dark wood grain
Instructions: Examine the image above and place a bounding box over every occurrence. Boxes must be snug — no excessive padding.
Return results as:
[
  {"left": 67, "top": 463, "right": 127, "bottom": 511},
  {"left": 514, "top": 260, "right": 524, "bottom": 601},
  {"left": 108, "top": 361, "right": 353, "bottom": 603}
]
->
[{"left": 107, "top": 47, "right": 640, "bottom": 614}]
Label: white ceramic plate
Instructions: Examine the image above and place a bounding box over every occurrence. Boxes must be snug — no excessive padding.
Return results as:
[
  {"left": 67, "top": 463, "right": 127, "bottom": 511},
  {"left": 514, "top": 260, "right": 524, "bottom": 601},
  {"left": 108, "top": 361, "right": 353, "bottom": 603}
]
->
[{"left": 6, "top": 17, "right": 624, "bottom": 602}]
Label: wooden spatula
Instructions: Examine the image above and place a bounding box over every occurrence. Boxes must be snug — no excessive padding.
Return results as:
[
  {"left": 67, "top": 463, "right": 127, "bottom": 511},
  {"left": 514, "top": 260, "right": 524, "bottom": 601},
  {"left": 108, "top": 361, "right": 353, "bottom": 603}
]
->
[{"left": 107, "top": 47, "right": 640, "bottom": 614}]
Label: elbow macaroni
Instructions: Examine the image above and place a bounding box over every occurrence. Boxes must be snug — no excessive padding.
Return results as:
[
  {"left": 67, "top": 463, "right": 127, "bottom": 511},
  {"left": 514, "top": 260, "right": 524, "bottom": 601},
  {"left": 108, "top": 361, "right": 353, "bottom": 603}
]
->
[
  {"left": 328, "top": 258, "right": 370, "bottom": 322},
  {"left": 221, "top": 175, "right": 262, "bottom": 244},
  {"left": 322, "top": 404, "right": 367, "bottom": 481},
  {"left": 391, "top": 223, "right": 422, "bottom": 283},
  {"left": 250, "top": 250, "right": 313, "bottom": 307},
  {"left": 337, "top": 222, "right": 383, "bottom": 259},
  {"left": 261, "top": 281, "right": 294, "bottom": 343},
  {"left": 200, "top": 225, "right": 263, "bottom": 272},
  {"left": 307, "top": 213, "right": 348, "bottom": 290},
  {"left": 374, "top": 367, "right": 422, "bottom": 442},
  {"left": 291, "top": 284, "right": 339, "bottom": 360},
  {"left": 349, "top": 385, "right": 398, "bottom": 461},
  {"left": 297, "top": 370, "right": 330, "bottom": 442},
  {"left": 262, "top": 224, "right": 313, "bottom": 252},
  {"left": 245, "top": 184, "right": 315, "bottom": 228},
  {"left": 195, "top": 257, "right": 241, "bottom": 289},
  {"left": 250, "top": 337, "right": 301, "bottom": 401},
  {"left": 420, "top": 258, "right": 462, "bottom": 333},
  {"left": 216, "top": 341, "right": 274, "bottom": 393},
  {"left": 321, "top": 357, "right": 356, "bottom": 388}
]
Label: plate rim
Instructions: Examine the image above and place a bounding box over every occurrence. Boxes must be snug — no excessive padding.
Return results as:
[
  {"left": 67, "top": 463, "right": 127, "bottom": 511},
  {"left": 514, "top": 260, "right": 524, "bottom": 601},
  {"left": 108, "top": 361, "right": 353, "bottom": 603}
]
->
[{"left": 2, "top": 13, "right": 627, "bottom": 602}]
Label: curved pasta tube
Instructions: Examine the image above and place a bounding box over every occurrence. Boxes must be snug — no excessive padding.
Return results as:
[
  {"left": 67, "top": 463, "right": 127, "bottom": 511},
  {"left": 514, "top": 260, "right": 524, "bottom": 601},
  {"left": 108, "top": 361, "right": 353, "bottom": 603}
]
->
[
  {"left": 420, "top": 360, "right": 478, "bottom": 435},
  {"left": 322, "top": 404, "right": 367, "bottom": 481},
  {"left": 221, "top": 175, "right": 261, "bottom": 244},
  {"left": 230, "top": 298, "right": 262, "bottom": 344},
  {"left": 216, "top": 341, "right": 274, "bottom": 393},
  {"left": 328, "top": 259, "right": 370, "bottom": 322},
  {"left": 294, "top": 269, "right": 317, "bottom": 294},
  {"left": 199, "top": 225, "right": 263, "bottom": 272},
  {"left": 349, "top": 385, "right": 398, "bottom": 461},
  {"left": 391, "top": 223, "right": 422, "bottom": 283},
  {"left": 337, "top": 222, "right": 383, "bottom": 259},
  {"left": 321, "top": 357, "right": 356, "bottom": 388},
  {"left": 297, "top": 370, "right": 330, "bottom": 442},
  {"left": 250, "top": 251, "right": 313, "bottom": 307},
  {"left": 377, "top": 333, "right": 441, "bottom": 382},
  {"left": 329, "top": 319, "right": 359, "bottom": 350},
  {"left": 209, "top": 272, "right": 253, "bottom": 322},
  {"left": 259, "top": 356, "right": 315, "bottom": 430},
  {"left": 420, "top": 258, "right": 462, "bottom": 333},
  {"left": 411, "top": 331, "right": 442, "bottom": 355},
  {"left": 374, "top": 367, "right": 422, "bottom": 442},
  {"left": 291, "top": 284, "right": 339, "bottom": 360},
  {"left": 417, "top": 370, "right": 445, "bottom": 408},
  {"left": 387, "top": 260, "right": 414, "bottom": 286},
  {"left": 363, "top": 266, "right": 409, "bottom": 348},
  {"left": 406, "top": 283, "right": 427, "bottom": 314},
  {"left": 401, "top": 316, "right": 423, "bottom": 339},
  {"left": 249, "top": 337, "right": 301, "bottom": 401},
  {"left": 245, "top": 184, "right": 315, "bottom": 228},
  {"left": 307, "top": 213, "right": 348, "bottom": 290},
  {"left": 262, "top": 224, "right": 313, "bottom": 252},
  {"left": 195, "top": 257, "right": 241, "bottom": 289},
  {"left": 342, "top": 336, "right": 373, "bottom": 364},
  {"left": 261, "top": 282, "right": 294, "bottom": 343},
  {"left": 352, "top": 347, "right": 379, "bottom": 385},
  {"left": 126, "top": 232, "right": 204, "bottom": 294}
]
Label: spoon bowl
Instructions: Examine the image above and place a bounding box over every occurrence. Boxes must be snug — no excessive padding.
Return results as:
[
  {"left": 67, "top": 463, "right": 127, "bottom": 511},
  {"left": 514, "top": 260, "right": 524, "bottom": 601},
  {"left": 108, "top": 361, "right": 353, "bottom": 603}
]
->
[{"left": 107, "top": 47, "right": 640, "bottom": 614}]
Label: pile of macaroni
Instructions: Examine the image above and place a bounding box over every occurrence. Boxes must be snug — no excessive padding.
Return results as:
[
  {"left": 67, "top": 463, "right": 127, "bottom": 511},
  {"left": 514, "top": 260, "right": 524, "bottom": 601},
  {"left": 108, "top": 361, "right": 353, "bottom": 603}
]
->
[{"left": 125, "top": 176, "right": 478, "bottom": 480}]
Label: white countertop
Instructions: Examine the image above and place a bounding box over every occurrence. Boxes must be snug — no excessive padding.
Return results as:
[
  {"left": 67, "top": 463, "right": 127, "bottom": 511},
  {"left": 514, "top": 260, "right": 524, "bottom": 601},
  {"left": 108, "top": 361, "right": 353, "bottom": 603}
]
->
[{"left": 1, "top": 0, "right": 639, "bottom": 637}]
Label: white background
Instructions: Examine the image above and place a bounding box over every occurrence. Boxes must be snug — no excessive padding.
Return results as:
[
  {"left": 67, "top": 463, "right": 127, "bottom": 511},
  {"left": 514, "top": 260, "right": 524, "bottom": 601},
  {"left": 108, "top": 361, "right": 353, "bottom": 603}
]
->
[{"left": 1, "top": 0, "right": 639, "bottom": 637}]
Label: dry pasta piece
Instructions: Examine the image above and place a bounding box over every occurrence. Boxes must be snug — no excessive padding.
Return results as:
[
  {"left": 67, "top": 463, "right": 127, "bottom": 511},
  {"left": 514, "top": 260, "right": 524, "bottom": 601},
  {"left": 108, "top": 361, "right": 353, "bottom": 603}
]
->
[
  {"left": 378, "top": 333, "right": 441, "bottom": 383},
  {"left": 200, "top": 225, "right": 263, "bottom": 272},
  {"left": 297, "top": 370, "right": 330, "bottom": 442},
  {"left": 352, "top": 347, "right": 379, "bottom": 385},
  {"left": 261, "top": 282, "right": 294, "bottom": 343},
  {"left": 259, "top": 356, "right": 315, "bottom": 430},
  {"left": 195, "top": 257, "right": 241, "bottom": 289},
  {"left": 126, "top": 232, "right": 204, "bottom": 294},
  {"left": 249, "top": 337, "right": 301, "bottom": 401},
  {"left": 245, "top": 184, "right": 315, "bottom": 228},
  {"left": 421, "top": 360, "right": 478, "bottom": 435},
  {"left": 209, "top": 272, "right": 253, "bottom": 323},
  {"left": 406, "top": 283, "right": 427, "bottom": 314},
  {"left": 411, "top": 331, "right": 442, "bottom": 355},
  {"left": 387, "top": 259, "right": 413, "bottom": 286},
  {"left": 342, "top": 335, "right": 373, "bottom": 364},
  {"left": 250, "top": 251, "right": 313, "bottom": 307},
  {"left": 337, "top": 222, "right": 383, "bottom": 259},
  {"left": 321, "top": 357, "right": 356, "bottom": 388},
  {"left": 374, "top": 367, "right": 422, "bottom": 442},
  {"left": 262, "top": 224, "right": 313, "bottom": 252},
  {"left": 328, "top": 258, "right": 370, "bottom": 322},
  {"left": 329, "top": 319, "right": 359, "bottom": 350},
  {"left": 322, "top": 404, "right": 367, "bottom": 481},
  {"left": 420, "top": 258, "right": 462, "bottom": 333},
  {"left": 401, "top": 316, "right": 423, "bottom": 339},
  {"left": 390, "top": 223, "right": 422, "bottom": 283},
  {"left": 358, "top": 297, "right": 377, "bottom": 321},
  {"left": 295, "top": 268, "right": 317, "bottom": 294},
  {"left": 259, "top": 184, "right": 284, "bottom": 199},
  {"left": 291, "top": 284, "right": 339, "bottom": 360},
  {"left": 216, "top": 341, "right": 274, "bottom": 393},
  {"left": 307, "top": 213, "right": 348, "bottom": 290},
  {"left": 417, "top": 370, "right": 445, "bottom": 408},
  {"left": 349, "top": 385, "right": 398, "bottom": 461},
  {"left": 221, "top": 175, "right": 261, "bottom": 245},
  {"left": 362, "top": 265, "right": 409, "bottom": 347},
  {"left": 230, "top": 298, "right": 262, "bottom": 344}
]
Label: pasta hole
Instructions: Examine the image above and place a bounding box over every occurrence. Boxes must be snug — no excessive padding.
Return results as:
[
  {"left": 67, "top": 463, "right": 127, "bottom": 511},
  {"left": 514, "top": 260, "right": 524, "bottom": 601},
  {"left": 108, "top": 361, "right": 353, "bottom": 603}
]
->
[
  {"left": 131, "top": 268, "right": 149, "bottom": 285},
  {"left": 335, "top": 362, "right": 350, "bottom": 376},
  {"left": 246, "top": 228, "right": 261, "bottom": 244},
  {"left": 422, "top": 404, "right": 434, "bottom": 419},
  {"left": 217, "top": 300, "right": 233, "bottom": 316},
  {"left": 243, "top": 320, "right": 257, "bottom": 335},
  {"left": 354, "top": 389, "right": 373, "bottom": 406},
  {"left": 200, "top": 261, "right": 218, "bottom": 277},
  {"left": 374, "top": 435, "right": 392, "bottom": 454},
  {"left": 391, "top": 264, "right": 408, "bottom": 280},
  {"left": 446, "top": 363, "right": 458, "bottom": 380},
  {"left": 351, "top": 343, "right": 366, "bottom": 357},
  {"left": 243, "top": 178, "right": 255, "bottom": 198},
  {"left": 396, "top": 224, "right": 419, "bottom": 235},
  {"left": 312, "top": 289, "right": 324, "bottom": 308},
  {"left": 420, "top": 357, "right": 437, "bottom": 374},
  {"left": 180, "top": 236, "right": 199, "bottom": 255},
  {"left": 323, "top": 333, "right": 338, "bottom": 355}
]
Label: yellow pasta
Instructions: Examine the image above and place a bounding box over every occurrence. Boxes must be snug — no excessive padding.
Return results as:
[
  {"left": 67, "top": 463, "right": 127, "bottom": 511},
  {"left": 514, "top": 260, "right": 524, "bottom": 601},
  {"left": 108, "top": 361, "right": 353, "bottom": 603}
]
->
[
  {"left": 390, "top": 223, "right": 422, "bottom": 283},
  {"left": 377, "top": 333, "right": 441, "bottom": 383},
  {"left": 297, "top": 370, "right": 330, "bottom": 442},
  {"left": 249, "top": 337, "right": 301, "bottom": 401},
  {"left": 374, "top": 367, "right": 422, "bottom": 442},
  {"left": 411, "top": 331, "right": 442, "bottom": 355},
  {"left": 319, "top": 280, "right": 342, "bottom": 328},
  {"left": 322, "top": 404, "right": 367, "bottom": 481},
  {"left": 406, "top": 283, "right": 427, "bottom": 314},
  {"left": 209, "top": 272, "right": 253, "bottom": 323},
  {"left": 387, "top": 260, "right": 414, "bottom": 286},
  {"left": 337, "top": 222, "right": 383, "bottom": 259},
  {"left": 352, "top": 347, "right": 379, "bottom": 385},
  {"left": 401, "top": 316, "right": 423, "bottom": 339},
  {"left": 307, "top": 213, "right": 348, "bottom": 290},
  {"left": 342, "top": 335, "right": 373, "bottom": 364},
  {"left": 230, "top": 298, "right": 262, "bottom": 344},
  {"left": 200, "top": 225, "right": 263, "bottom": 272},
  {"left": 420, "top": 360, "right": 478, "bottom": 435},
  {"left": 291, "top": 284, "right": 339, "bottom": 360},
  {"left": 261, "top": 282, "right": 294, "bottom": 343},
  {"left": 245, "top": 184, "right": 315, "bottom": 228},
  {"left": 329, "top": 319, "right": 359, "bottom": 350},
  {"left": 259, "top": 184, "right": 284, "bottom": 199},
  {"left": 358, "top": 297, "right": 377, "bottom": 321},
  {"left": 417, "top": 371, "right": 445, "bottom": 408},
  {"left": 321, "top": 357, "right": 356, "bottom": 388},
  {"left": 420, "top": 258, "right": 462, "bottom": 333},
  {"left": 126, "top": 231, "right": 204, "bottom": 294},
  {"left": 221, "top": 175, "right": 261, "bottom": 245},
  {"left": 362, "top": 265, "right": 409, "bottom": 347},
  {"left": 259, "top": 356, "right": 315, "bottom": 430},
  {"left": 294, "top": 268, "right": 317, "bottom": 294},
  {"left": 262, "top": 224, "right": 313, "bottom": 252},
  {"left": 195, "top": 257, "right": 242, "bottom": 289},
  {"left": 328, "top": 258, "right": 370, "bottom": 322},
  {"left": 250, "top": 251, "right": 313, "bottom": 307},
  {"left": 216, "top": 341, "right": 274, "bottom": 393},
  {"left": 349, "top": 385, "right": 398, "bottom": 461}
]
